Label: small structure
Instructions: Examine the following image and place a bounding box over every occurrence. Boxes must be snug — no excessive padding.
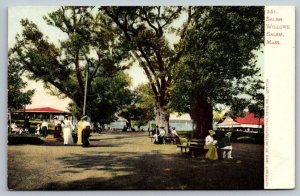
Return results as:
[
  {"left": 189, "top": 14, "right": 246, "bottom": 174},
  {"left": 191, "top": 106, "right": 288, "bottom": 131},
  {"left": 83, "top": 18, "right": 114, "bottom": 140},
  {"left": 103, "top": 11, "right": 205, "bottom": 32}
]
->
[
  {"left": 235, "top": 113, "right": 264, "bottom": 129},
  {"left": 14, "top": 107, "right": 70, "bottom": 120},
  {"left": 217, "top": 113, "right": 264, "bottom": 133},
  {"left": 217, "top": 116, "right": 241, "bottom": 131}
]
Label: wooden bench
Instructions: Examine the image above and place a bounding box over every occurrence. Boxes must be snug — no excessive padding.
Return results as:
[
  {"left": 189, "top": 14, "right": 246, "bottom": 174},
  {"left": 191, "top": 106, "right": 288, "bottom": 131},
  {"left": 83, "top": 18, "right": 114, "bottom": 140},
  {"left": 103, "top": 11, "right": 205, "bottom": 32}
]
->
[
  {"left": 150, "top": 136, "right": 178, "bottom": 144},
  {"left": 177, "top": 139, "right": 207, "bottom": 157},
  {"left": 188, "top": 139, "right": 207, "bottom": 158},
  {"left": 177, "top": 144, "right": 188, "bottom": 152}
]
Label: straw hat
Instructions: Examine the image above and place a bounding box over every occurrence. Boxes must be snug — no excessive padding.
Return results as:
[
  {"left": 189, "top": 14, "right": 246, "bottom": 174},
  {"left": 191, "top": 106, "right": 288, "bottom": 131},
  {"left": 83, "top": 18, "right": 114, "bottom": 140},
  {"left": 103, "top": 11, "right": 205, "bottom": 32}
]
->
[{"left": 209, "top": 130, "right": 216, "bottom": 135}]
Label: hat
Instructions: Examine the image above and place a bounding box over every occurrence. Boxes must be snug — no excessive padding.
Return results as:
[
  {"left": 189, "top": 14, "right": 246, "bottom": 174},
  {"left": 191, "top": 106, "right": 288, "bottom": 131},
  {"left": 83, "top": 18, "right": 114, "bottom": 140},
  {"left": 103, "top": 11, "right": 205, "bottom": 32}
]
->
[
  {"left": 225, "top": 132, "right": 232, "bottom": 136},
  {"left": 209, "top": 130, "right": 216, "bottom": 135},
  {"left": 81, "top": 115, "right": 88, "bottom": 120}
]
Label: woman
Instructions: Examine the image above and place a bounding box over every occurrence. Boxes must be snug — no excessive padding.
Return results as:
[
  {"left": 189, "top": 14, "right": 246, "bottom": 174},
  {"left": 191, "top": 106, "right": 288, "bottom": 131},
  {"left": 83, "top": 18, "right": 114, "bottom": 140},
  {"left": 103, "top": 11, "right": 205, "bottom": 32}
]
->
[
  {"left": 82, "top": 116, "right": 91, "bottom": 147},
  {"left": 76, "top": 116, "right": 85, "bottom": 145},
  {"left": 53, "top": 117, "right": 62, "bottom": 138},
  {"left": 62, "top": 116, "right": 74, "bottom": 145},
  {"left": 203, "top": 130, "right": 218, "bottom": 160}
]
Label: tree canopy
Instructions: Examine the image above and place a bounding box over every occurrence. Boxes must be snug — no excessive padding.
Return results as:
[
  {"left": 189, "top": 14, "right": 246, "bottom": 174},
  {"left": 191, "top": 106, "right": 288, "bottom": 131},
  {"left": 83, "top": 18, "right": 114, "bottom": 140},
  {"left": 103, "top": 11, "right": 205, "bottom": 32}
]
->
[
  {"left": 169, "top": 6, "right": 264, "bottom": 138},
  {"left": 9, "top": 7, "right": 132, "bottom": 122},
  {"left": 8, "top": 54, "right": 35, "bottom": 111},
  {"left": 101, "top": 6, "right": 193, "bottom": 128},
  {"left": 9, "top": 6, "right": 264, "bottom": 135}
]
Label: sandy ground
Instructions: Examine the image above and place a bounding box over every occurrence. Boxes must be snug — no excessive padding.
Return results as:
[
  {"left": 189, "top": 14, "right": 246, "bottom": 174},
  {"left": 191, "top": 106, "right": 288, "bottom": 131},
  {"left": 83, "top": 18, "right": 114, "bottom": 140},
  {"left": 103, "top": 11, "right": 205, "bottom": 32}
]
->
[{"left": 7, "top": 132, "right": 264, "bottom": 190}]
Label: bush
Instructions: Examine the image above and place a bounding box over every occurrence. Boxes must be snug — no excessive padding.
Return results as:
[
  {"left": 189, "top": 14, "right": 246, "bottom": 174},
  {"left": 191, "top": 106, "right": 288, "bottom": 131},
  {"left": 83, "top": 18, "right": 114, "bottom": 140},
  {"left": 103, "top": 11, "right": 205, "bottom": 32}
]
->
[{"left": 8, "top": 135, "right": 44, "bottom": 145}]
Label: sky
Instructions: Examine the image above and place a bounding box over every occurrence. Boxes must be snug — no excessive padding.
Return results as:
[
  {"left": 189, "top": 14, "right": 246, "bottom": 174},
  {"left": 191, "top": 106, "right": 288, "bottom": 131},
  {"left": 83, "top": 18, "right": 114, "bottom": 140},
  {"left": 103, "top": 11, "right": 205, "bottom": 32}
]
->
[{"left": 8, "top": 6, "right": 264, "bottom": 111}]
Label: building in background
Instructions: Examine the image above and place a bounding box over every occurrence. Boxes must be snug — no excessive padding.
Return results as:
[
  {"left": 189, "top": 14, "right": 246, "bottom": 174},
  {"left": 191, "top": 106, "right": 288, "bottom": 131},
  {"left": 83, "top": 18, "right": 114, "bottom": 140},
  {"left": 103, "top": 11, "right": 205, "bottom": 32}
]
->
[
  {"left": 217, "top": 113, "right": 264, "bottom": 133},
  {"left": 14, "top": 107, "right": 70, "bottom": 120}
]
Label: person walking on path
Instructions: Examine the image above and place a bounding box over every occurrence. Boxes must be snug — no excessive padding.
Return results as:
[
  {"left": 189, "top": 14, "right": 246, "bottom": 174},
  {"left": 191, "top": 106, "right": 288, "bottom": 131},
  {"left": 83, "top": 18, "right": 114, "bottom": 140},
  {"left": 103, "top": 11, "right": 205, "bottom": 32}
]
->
[
  {"left": 54, "top": 117, "right": 62, "bottom": 138},
  {"left": 81, "top": 116, "right": 91, "bottom": 147},
  {"left": 62, "top": 116, "right": 74, "bottom": 145},
  {"left": 76, "top": 117, "right": 84, "bottom": 145},
  {"left": 41, "top": 120, "right": 48, "bottom": 137},
  {"left": 204, "top": 130, "right": 218, "bottom": 160}
]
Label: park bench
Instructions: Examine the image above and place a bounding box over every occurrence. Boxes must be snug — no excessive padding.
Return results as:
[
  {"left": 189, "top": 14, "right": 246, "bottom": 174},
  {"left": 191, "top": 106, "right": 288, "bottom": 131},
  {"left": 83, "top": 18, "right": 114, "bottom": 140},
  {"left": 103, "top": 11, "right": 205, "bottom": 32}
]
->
[
  {"left": 176, "top": 139, "right": 205, "bottom": 156},
  {"left": 177, "top": 143, "right": 189, "bottom": 152},
  {"left": 149, "top": 135, "right": 178, "bottom": 144},
  {"left": 188, "top": 139, "right": 207, "bottom": 158},
  {"left": 177, "top": 138, "right": 233, "bottom": 159}
]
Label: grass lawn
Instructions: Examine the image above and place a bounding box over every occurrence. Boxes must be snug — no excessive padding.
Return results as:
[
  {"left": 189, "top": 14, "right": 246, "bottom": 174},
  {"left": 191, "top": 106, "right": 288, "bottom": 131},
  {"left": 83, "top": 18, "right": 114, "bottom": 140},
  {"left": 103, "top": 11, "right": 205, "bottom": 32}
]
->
[{"left": 7, "top": 131, "right": 264, "bottom": 190}]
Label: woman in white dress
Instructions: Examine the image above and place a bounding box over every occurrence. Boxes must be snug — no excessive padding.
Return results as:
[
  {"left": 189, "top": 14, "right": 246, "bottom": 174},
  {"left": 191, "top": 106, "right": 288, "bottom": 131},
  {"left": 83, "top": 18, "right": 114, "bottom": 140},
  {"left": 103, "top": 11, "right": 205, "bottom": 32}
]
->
[{"left": 62, "top": 116, "right": 74, "bottom": 145}]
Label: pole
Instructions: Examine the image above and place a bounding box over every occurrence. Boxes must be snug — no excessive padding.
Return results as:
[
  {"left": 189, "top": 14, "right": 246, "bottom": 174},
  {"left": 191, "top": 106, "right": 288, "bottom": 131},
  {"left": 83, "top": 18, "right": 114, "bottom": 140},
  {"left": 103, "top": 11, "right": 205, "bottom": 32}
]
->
[
  {"left": 83, "top": 60, "right": 89, "bottom": 116},
  {"left": 8, "top": 109, "right": 11, "bottom": 134}
]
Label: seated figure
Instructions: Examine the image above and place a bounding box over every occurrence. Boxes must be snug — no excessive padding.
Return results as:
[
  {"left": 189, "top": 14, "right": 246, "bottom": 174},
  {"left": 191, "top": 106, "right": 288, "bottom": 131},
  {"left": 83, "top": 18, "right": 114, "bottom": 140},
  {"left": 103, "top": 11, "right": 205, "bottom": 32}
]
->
[
  {"left": 203, "top": 130, "right": 218, "bottom": 160},
  {"left": 217, "top": 132, "right": 233, "bottom": 159}
]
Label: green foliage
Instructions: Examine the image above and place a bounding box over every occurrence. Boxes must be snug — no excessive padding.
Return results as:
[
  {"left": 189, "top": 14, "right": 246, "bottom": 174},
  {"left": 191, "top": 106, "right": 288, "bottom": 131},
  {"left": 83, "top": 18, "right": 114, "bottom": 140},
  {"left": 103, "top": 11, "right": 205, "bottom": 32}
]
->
[
  {"left": 101, "top": 7, "right": 192, "bottom": 122},
  {"left": 170, "top": 6, "right": 264, "bottom": 117},
  {"left": 119, "top": 83, "right": 155, "bottom": 127},
  {"left": 9, "top": 7, "right": 132, "bottom": 123},
  {"left": 8, "top": 55, "right": 35, "bottom": 110}
]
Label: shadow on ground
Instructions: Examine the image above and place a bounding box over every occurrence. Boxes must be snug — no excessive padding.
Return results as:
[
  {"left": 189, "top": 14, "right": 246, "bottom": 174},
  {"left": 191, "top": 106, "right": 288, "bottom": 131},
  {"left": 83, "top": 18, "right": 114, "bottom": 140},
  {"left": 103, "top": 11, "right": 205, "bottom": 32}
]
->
[
  {"left": 41, "top": 143, "right": 263, "bottom": 190},
  {"left": 8, "top": 132, "right": 263, "bottom": 190}
]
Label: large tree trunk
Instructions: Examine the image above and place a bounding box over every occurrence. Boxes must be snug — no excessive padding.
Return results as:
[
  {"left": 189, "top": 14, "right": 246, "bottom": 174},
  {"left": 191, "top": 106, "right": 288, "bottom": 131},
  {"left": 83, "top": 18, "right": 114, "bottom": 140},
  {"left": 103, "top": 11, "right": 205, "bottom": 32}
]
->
[
  {"left": 154, "top": 103, "right": 169, "bottom": 131},
  {"left": 190, "top": 96, "right": 213, "bottom": 139}
]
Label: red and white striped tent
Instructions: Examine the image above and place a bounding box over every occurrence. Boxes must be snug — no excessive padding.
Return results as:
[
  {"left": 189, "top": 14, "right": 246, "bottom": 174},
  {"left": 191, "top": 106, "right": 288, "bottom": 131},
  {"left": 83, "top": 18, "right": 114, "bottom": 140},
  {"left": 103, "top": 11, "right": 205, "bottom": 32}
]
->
[
  {"left": 217, "top": 113, "right": 264, "bottom": 130},
  {"left": 216, "top": 116, "right": 241, "bottom": 128}
]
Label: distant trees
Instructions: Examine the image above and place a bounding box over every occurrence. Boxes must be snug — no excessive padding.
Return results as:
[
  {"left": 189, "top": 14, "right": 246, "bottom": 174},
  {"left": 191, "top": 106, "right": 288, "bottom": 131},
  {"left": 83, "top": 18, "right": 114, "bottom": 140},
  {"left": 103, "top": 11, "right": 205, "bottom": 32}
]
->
[{"left": 119, "top": 83, "right": 155, "bottom": 130}]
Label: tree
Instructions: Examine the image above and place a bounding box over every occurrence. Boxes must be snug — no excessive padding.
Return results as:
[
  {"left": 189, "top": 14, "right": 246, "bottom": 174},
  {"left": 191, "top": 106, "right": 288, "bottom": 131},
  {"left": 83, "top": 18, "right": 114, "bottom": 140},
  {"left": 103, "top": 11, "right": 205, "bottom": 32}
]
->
[
  {"left": 248, "top": 79, "right": 264, "bottom": 127},
  {"left": 169, "top": 7, "right": 264, "bottom": 138},
  {"left": 101, "top": 6, "right": 193, "bottom": 129},
  {"left": 118, "top": 83, "right": 154, "bottom": 130},
  {"left": 8, "top": 55, "right": 35, "bottom": 111},
  {"left": 119, "top": 83, "right": 155, "bottom": 130},
  {"left": 9, "top": 6, "right": 132, "bottom": 122}
]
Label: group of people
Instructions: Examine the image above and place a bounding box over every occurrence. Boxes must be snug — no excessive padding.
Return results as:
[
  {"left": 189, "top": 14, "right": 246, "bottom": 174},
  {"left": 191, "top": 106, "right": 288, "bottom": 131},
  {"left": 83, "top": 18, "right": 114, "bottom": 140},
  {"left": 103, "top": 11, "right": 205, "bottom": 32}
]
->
[
  {"left": 152, "top": 126, "right": 181, "bottom": 145},
  {"left": 35, "top": 115, "right": 92, "bottom": 147},
  {"left": 204, "top": 130, "right": 233, "bottom": 160}
]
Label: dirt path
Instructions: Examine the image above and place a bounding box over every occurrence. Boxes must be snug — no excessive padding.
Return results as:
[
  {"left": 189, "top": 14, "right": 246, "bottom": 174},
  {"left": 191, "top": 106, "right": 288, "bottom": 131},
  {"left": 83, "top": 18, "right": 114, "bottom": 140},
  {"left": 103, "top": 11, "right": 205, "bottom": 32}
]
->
[{"left": 8, "top": 132, "right": 264, "bottom": 190}]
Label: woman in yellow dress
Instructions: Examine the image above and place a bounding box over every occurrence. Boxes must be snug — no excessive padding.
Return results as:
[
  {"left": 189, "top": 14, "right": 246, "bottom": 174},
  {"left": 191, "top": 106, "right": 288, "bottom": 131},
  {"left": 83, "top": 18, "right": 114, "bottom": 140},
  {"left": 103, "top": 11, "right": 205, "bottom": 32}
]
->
[{"left": 203, "top": 130, "right": 218, "bottom": 160}]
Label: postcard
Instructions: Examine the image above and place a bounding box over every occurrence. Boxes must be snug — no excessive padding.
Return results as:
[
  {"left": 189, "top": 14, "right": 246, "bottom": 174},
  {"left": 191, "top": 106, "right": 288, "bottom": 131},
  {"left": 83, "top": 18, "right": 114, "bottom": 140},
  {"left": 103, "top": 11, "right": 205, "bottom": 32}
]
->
[{"left": 7, "top": 5, "right": 295, "bottom": 190}]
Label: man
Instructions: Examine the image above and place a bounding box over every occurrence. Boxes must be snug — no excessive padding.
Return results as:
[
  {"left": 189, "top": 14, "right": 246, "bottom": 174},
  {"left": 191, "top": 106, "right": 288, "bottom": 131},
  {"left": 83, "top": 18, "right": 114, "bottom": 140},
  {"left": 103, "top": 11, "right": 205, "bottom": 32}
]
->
[
  {"left": 157, "top": 127, "right": 166, "bottom": 144},
  {"left": 41, "top": 119, "right": 48, "bottom": 137},
  {"left": 218, "top": 132, "right": 233, "bottom": 159}
]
